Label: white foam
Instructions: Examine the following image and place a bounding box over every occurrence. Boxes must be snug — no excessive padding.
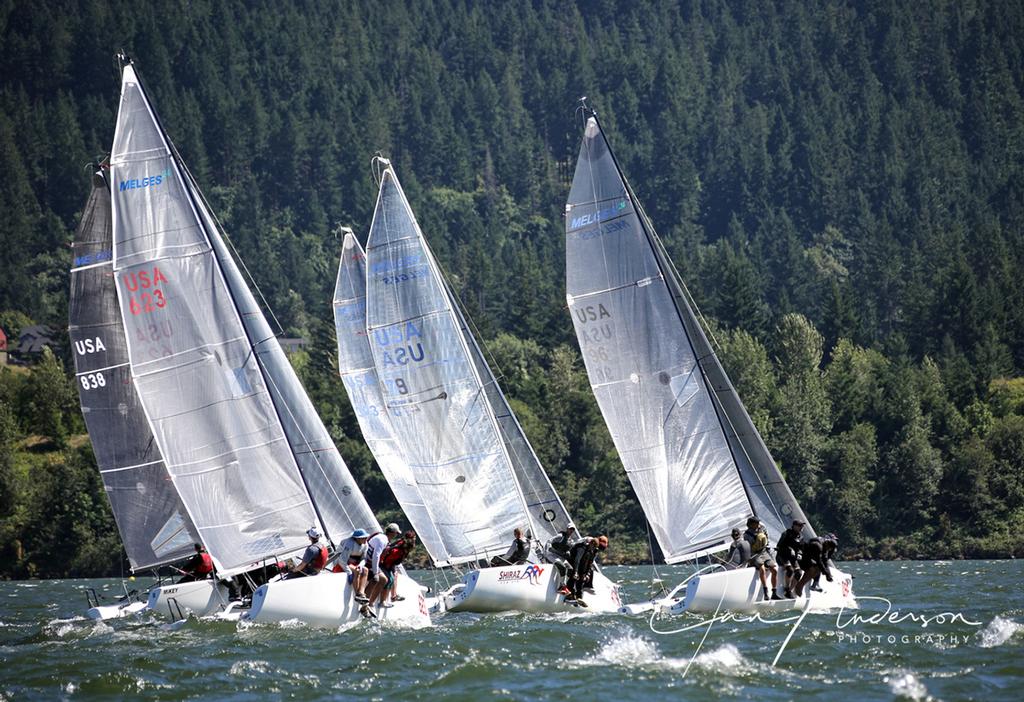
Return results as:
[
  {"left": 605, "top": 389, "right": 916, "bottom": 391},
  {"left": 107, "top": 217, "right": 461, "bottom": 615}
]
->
[
  {"left": 63, "top": 682, "right": 77, "bottom": 694},
  {"left": 230, "top": 660, "right": 271, "bottom": 675},
  {"left": 584, "top": 632, "right": 746, "bottom": 675},
  {"left": 591, "top": 632, "right": 661, "bottom": 666},
  {"left": 978, "top": 616, "right": 1022, "bottom": 648},
  {"left": 885, "top": 671, "right": 932, "bottom": 700},
  {"left": 275, "top": 618, "right": 306, "bottom": 629}
]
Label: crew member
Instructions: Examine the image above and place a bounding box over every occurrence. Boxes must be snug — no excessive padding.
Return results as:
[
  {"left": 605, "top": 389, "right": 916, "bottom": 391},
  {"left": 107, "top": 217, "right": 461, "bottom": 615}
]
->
[
  {"left": 376, "top": 530, "right": 417, "bottom": 608},
  {"left": 725, "top": 528, "right": 751, "bottom": 569},
  {"left": 776, "top": 520, "right": 805, "bottom": 598},
  {"left": 360, "top": 523, "right": 400, "bottom": 618},
  {"left": 565, "top": 534, "right": 608, "bottom": 607},
  {"left": 177, "top": 543, "right": 214, "bottom": 583},
  {"left": 744, "top": 517, "right": 781, "bottom": 601},
  {"left": 794, "top": 534, "right": 837, "bottom": 597},
  {"left": 545, "top": 522, "right": 578, "bottom": 592},
  {"left": 491, "top": 527, "right": 530, "bottom": 566},
  {"left": 332, "top": 528, "right": 371, "bottom": 603},
  {"left": 285, "top": 527, "right": 329, "bottom": 579}
]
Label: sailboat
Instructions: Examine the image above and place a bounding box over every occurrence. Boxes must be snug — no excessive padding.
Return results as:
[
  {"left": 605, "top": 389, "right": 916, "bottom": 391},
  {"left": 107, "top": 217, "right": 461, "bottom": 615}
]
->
[
  {"left": 564, "top": 108, "right": 856, "bottom": 614},
  {"left": 334, "top": 159, "right": 621, "bottom": 613},
  {"left": 107, "top": 58, "right": 428, "bottom": 627},
  {"left": 70, "top": 167, "right": 210, "bottom": 620}
]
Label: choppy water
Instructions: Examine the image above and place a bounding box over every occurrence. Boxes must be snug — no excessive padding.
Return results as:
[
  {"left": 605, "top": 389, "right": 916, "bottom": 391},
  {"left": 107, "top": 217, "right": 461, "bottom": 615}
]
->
[{"left": 0, "top": 561, "right": 1021, "bottom": 700}]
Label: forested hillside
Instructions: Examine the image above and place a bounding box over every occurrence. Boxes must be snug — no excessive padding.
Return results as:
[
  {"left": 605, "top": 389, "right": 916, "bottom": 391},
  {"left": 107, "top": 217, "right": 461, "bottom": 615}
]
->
[{"left": 2, "top": 0, "right": 1023, "bottom": 577}]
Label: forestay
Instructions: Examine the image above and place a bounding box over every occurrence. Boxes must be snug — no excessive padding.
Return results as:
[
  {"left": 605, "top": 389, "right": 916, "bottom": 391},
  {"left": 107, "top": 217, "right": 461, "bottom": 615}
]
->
[
  {"left": 70, "top": 169, "right": 199, "bottom": 571},
  {"left": 333, "top": 231, "right": 443, "bottom": 559},
  {"left": 109, "top": 64, "right": 321, "bottom": 574},
  {"left": 364, "top": 164, "right": 531, "bottom": 566},
  {"left": 566, "top": 115, "right": 806, "bottom": 562}
]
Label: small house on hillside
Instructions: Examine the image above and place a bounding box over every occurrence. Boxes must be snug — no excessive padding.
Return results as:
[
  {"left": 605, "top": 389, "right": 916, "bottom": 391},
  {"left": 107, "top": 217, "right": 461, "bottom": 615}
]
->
[
  {"left": 279, "top": 337, "right": 309, "bottom": 354},
  {"left": 0, "top": 327, "right": 7, "bottom": 365},
  {"left": 13, "top": 325, "right": 56, "bottom": 363}
]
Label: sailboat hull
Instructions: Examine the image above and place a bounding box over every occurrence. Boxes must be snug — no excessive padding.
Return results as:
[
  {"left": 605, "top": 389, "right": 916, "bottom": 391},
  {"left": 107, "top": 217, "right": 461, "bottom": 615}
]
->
[
  {"left": 443, "top": 565, "right": 621, "bottom": 613},
  {"left": 146, "top": 580, "right": 231, "bottom": 619},
  {"left": 244, "top": 570, "right": 431, "bottom": 628},
  {"left": 662, "top": 565, "right": 857, "bottom": 614}
]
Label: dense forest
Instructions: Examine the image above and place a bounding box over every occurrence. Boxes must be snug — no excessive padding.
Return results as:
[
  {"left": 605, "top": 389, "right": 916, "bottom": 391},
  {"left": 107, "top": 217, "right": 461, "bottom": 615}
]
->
[{"left": 2, "top": 0, "right": 1023, "bottom": 578}]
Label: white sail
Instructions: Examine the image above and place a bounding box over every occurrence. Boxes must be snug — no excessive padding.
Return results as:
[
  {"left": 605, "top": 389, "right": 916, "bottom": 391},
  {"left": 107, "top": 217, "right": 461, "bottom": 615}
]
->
[
  {"left": 447, "top": 286, "right": 572, "bottom": 545},
  {"left": 566, "top": 115, "right": 800, "bottom": 563},
  {"left": 364, "top": 164, "right": 533, "bottom": 566},
  {"left": 333, "top": 231, "right": 446, "bottom": 561},
  {"left": 186, "top": 181, "right": 379, "bottom": 546},
  {"left": 70, "top": 169, "right": 200, "bottom": 570},
  {"left": 110, "top": 63, "right": 325, "bottom": 574}
]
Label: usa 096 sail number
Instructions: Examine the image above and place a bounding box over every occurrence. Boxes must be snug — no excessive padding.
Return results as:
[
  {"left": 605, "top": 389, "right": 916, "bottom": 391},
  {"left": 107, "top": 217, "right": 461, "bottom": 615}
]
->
[{"left": 121, "top": 266, "right": 168, "bottom": 315}]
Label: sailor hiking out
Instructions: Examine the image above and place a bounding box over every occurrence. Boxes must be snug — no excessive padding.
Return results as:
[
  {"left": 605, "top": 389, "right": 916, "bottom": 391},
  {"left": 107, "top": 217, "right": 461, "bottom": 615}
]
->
[{"left": 285, "top": 527, "right": 329, "bottom": 579}]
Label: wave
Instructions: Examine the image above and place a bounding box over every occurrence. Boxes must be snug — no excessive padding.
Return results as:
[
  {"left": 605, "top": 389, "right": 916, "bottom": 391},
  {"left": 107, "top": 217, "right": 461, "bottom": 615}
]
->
[
  {"left": 884, "top": 670, "right": 933, "bottom": 701},
  {"left": 978, "top": 616, "right": 1022, "bottom": 648},
  {"left": 582, "top": 631, "right": 746, "bottom": 675}
]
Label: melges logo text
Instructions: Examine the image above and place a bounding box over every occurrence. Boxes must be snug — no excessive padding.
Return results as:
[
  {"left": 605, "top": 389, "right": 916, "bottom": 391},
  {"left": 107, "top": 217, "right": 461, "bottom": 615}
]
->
[{"left": 119, "top": 168, "right": 171, "bottom": 192}]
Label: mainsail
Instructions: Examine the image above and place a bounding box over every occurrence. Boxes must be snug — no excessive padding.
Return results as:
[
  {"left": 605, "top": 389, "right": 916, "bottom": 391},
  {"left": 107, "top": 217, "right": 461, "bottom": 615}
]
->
[
  {"left": 363, "top": 162, "right": 547, "bottom": 566},
  {"left": 69, "top": 168, "right": 199, "bottom": 571},
  {"left": 565, "top": 114, "right": 809, "bottom": 563},
  {"left": 109, "top": 61, "right": 373, "bottom": 575},
  {"left": 333, "top": 230, "right": 446, "bottom": 561}
]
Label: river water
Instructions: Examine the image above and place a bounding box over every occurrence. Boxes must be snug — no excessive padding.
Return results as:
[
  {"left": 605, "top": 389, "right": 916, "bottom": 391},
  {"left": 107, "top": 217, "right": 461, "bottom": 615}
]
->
[{"left": 0, "top": 561, "right": 1021, "bottom": 700}]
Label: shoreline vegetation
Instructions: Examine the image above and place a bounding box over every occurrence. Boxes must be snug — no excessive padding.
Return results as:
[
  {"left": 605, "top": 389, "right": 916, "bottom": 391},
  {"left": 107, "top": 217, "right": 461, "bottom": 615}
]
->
[{"left": 2, "top": 2, "right": 1024, "bottom": 579}]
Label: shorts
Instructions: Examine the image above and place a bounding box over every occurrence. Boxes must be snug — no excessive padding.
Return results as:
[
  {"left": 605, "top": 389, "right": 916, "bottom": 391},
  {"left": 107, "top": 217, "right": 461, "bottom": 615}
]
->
[{"left": 751, "top": 552, "right": 776, "bottom": 568}]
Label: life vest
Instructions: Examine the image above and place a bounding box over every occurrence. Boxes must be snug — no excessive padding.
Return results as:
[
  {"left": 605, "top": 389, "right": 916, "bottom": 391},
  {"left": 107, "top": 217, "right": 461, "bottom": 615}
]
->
[
  {"left": 750, "top": 530, "right": 768, "bottom": 555},
  {"left": 312, "top": 545, "right": 328, "bottom": 573},
  {"left": 195, "top": 552, "right": 214, "bottom": 575},
  {"left": 380, "top": 540, "right": 409, "bottom": 570}
]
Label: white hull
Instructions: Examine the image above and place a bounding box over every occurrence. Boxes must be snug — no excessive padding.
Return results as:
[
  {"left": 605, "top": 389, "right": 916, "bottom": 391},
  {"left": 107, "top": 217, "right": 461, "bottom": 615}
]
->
[
  {"left": 622, "top": 565, "right": 857, "bottom": 615},
  {"left": 86, "top": 600, "right": 148, "bottom": 620},
  {"left": 244, "top": 570, "right": 431, "bottom": 628},
  {"left": 442, "top": 565, "right": 621, "bottom": 613},
  {"left": 146, "top": 579, "right": 231, "bottom": 620}
]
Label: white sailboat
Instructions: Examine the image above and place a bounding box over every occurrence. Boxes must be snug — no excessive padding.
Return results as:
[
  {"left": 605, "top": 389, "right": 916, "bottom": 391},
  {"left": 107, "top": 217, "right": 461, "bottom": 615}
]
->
[
  {"left": 70, "top": 167, "right": 211, "bottom": 620},
  {"left": 565, "top": 109, "right": 856, "bottom": 614},
  {"left": 334, "top": 160, "right": 621, "bottom": 613},
  {"left": 107, "top": 58, "right": 428, "bottom": 627}
]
